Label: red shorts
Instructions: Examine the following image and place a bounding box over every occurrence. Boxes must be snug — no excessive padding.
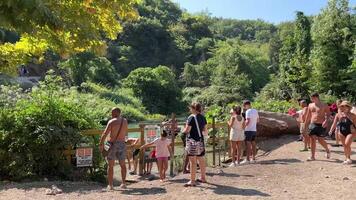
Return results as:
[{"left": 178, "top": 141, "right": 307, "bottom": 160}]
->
[{"left": 150, "top": 150, "right": 156, "bottom": 158}]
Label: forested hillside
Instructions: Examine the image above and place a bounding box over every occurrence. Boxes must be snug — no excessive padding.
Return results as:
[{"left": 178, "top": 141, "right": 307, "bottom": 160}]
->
[{"left": 1, "top": 0, "right": 355, "bottom": 114}]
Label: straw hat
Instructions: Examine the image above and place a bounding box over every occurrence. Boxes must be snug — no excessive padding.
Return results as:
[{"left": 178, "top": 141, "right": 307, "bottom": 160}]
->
[{"left": 340, "top": 101, "right": 352, "bottom": 108}]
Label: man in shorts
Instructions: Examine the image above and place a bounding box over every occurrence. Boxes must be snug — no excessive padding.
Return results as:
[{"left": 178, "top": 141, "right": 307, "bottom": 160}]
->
[
  {"left": 241, "top": 100, "right": 259, "bottom": 164},
  {"left": 304, "top": 93, "right": 331, "bottom": 161},
  {"left": 100, "top": 107, "right": 128, "bottom": 190}
]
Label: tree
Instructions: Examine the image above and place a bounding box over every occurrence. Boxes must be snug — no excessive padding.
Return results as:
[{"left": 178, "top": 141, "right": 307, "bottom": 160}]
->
[
  {"left": 310, "top": 0, "right": 354, "bottom": 96},
  {"left": 0, "top": 0, "right": 140, "bottom": 74},
  {"left": 288, "top": 11, "right": 312, "bottom": 97},
  {"left": 59, "top": 52, "right": 118, "bottom": 87},
  {"left": 123, "top": 66, "right": 182, "bottom": 114}
]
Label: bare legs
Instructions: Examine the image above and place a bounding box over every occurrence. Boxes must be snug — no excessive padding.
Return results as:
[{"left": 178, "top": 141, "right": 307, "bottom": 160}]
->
[
  {"left": 183, "top": 153, "right": 190, "bottom": 173},
  {"left": 236, "top": 141, "right": 242, "bottom": 164},
  {"left": 231, "top": 141, "right": 237, "bottom": 163},
  {"left": 309, "top": 135, "right": 330, "bottom": 160},
  {"left": 188, "top": 156, "right": 197, "bottom": 185},
  {"left": 119, "top": 159, "right": 127, "bottom": 187},
  {"left": 107, "top": 160, "right": 115, "bottom": 190},
  {"left": 187, "top": 156, "right": 206, "bottom": 185},
  {"left": 302, "top": 133, "right": 310, "bottom": 150},
  {"left": 246, "top": 141, "right": 256, "bottom": 161},
  {"left": 157, "top": 159, "right": 168, "bottom": 181},
  {"left": 339, "top": 133, "right": 354, "bottom": 162},
  {"left": 197, "top": 156, "right": 206, "bottom": 182}
]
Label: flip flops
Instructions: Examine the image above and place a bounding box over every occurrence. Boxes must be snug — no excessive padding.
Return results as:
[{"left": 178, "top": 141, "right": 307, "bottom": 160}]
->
[{"left": 196, "top": 179, "right": 207, "bottom": 183}]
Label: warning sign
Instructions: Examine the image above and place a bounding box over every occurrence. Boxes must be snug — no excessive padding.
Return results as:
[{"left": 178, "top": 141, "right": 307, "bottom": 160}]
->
[
  {"left": 144, "top": 125, "right": 160, "bottom": 143},
  {"left": 76, "top": 147, "right": 93, "bottom": 167}
]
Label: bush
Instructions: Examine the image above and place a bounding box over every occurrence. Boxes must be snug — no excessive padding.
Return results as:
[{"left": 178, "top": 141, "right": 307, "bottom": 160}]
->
[
  {"left": 253, "top": 100, "right": 299, "bottom": 113},
  {"left": 0, "top": 73, "right": 98, "bottom": 180},
  {"left": 123, "top": 66, "right": 183, "bottom": 114},
  {"left": 59, "top": 52, "right": 119, "bottom": 87},
  {"left": 79, "top": 82, "right": 148, "bottom": 122}
]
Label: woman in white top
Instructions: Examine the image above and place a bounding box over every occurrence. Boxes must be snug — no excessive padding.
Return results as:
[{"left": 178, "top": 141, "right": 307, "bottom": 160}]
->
[{"left": 228, "top": 106, "right": 245, "bottom": 167}]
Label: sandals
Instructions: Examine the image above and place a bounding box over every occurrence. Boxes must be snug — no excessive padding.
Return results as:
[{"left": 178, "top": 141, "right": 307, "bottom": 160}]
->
[
  {"left": 299, "top": 148, "right": 308, "bottom": 152},
  {"left": 196, "top": 179, "right": 207, "bottom": 183}
]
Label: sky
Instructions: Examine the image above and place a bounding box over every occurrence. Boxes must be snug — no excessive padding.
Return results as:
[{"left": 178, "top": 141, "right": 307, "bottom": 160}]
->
[{"left": 172, "top": 0, "right": 356, "bottom": 24}]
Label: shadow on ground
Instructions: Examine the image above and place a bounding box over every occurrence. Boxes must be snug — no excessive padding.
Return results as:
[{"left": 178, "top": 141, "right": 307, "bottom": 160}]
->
[
  {"left": 206, "top": 182, "right": 270, "bottom": 197},
  {"left": 167, "top": 178, "right": 269, "bottom": 197},
  {"left": 258, "top": 158, "right": 302, "bottom": 165},
  {"left": 121, "top": 187, "right": 167, "bottom": 195}
]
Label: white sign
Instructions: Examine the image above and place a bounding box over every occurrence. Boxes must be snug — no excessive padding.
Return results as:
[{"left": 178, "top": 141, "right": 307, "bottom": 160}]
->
[
  {"left": 76, "top": 147, "right": 93, "bottom": 167},
  {"left": 144, "top": 125, "right": 160, "bottom": 143}
]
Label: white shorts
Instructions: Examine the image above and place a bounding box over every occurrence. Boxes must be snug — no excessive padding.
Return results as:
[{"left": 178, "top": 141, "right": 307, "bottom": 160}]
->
[{"left": 230, "top": 129, "right": 245, "bottom": 142}]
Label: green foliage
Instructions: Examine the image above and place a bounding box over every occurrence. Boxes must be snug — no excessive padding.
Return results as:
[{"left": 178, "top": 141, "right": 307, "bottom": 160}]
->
[
  {"left": 310, "top": 0, "right": 354, "bottom": 96},
  {"left": 59, "top": 52, "right": 118, "bottom": 87},
  {"left": 182, "top": 39, "right": 270, "bottom": 107},
  {"left": 0, "top": 73, "right": 97, "bottom": 179},
  {"left": 124, "top": 66, "right": 182, "bottom": 114},
  {"left": 0, "top": 0, "right": 140, "bottom": 74},
  {"left": 253, "top": 100, "right": 299, "bottom": 113},
  {"left": 210, "top": 18, "right": 276, "bottom": 42},
  {"left": 79, "top": 82, "right": 147, "bottom": 122}
]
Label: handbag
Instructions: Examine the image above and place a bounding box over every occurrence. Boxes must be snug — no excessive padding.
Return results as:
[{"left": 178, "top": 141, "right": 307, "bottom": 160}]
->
[
  {"left": 101, "top": 119, "right": 124, "bottom": 157},
  {"left": 185, "top": 115, "right": 205, "bottom": 156}
]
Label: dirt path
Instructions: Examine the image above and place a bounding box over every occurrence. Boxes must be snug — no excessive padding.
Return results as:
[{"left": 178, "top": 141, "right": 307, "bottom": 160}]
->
[{"left": 1, "top": 135, "right": 356, "bottom": 200}]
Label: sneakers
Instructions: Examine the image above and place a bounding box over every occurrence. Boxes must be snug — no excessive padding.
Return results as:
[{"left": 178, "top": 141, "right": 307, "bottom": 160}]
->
[
  {"left": 106, "top": 185, "right": 114, "bottom": 191},
  {"left": 325, "top": 152, "right": 331, "bottom": 159},
  {"left": 306, "top": 157, "right": 316, "bottom": 161},
  {"left": 250, "top": 159, "right": 257, "bottom": 164},
  {"left": 229, "top": 162, "right": 237, "bottom": 167},
  {"left": 240, "top": 159, "right": 250, "bottom": 165},
  {"left": 343, "top": 159, "right": 352, "bottom": 165}
]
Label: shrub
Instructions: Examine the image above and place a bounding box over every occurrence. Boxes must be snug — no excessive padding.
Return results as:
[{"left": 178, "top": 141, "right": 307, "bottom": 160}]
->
[
  {"left": 0, "top": 73, "right": 98, "bottom": 180},
  {"left": 253, "top": 100, "right": 299, "bottom": 113}
]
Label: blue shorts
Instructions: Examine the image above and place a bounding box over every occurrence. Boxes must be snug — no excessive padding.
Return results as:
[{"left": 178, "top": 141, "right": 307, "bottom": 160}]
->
[{"left": 245, "top": 131, "right": 257, "bottom": 142}]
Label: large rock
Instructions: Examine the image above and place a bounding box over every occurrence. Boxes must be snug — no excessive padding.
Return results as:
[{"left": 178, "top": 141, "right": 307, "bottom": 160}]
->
[{"left": 257, "top": 111, "right": 299, "bottom": 137}]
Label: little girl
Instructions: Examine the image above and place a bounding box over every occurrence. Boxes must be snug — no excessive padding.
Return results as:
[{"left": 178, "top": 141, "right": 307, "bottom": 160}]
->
[
  {"left": 228, "top": 106, "right": 245, "bottom": 167},
  {"left": 141, "top": 130, "right": 171, "bottom": 182}
]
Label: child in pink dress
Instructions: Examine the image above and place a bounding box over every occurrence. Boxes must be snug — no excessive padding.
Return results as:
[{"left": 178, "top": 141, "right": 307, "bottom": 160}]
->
[{"left": 141, "top": 130, "right": 171, "bottom": 182}]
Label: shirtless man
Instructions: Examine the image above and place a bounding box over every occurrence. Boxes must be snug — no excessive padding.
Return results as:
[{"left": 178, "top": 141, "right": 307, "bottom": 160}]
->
[
  {"left": 304, "top": 93, "right": 331, "bottom": 161},
  {"left": 99, "top": 107, "right": 128, "bottom": 190},
  {"left": 298, "top": 100, "right": 310, "bottom": 152}
]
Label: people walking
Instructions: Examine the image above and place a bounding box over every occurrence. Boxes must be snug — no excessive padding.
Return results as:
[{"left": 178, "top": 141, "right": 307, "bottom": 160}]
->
[
  {"left": 329, "top": 101, "right": 356, "bottom": 164},
  {"left": 304, "top": 93, "right": 331, "bottom": 161}
]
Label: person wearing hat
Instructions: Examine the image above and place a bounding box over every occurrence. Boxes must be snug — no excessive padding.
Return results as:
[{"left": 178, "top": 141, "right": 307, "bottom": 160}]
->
[{"left": 329, "top": 101, "right": 356, "bottom": 164}]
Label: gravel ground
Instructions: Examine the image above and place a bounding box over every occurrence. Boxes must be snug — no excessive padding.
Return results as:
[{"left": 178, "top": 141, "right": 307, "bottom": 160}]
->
[{"left": 1, "top": 135, "right": 356, "bottom": 200}]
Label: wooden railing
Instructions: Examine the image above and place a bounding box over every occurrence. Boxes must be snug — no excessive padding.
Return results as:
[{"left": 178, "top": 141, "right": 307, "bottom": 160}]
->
[{"left": 75, "top": 119, "right": 229, "bottom": 176}]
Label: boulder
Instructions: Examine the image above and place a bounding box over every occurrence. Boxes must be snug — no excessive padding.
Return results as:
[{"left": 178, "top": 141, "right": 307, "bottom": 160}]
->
[{"left": 257, "top": 111, "right": 299, "bottom": 137}]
